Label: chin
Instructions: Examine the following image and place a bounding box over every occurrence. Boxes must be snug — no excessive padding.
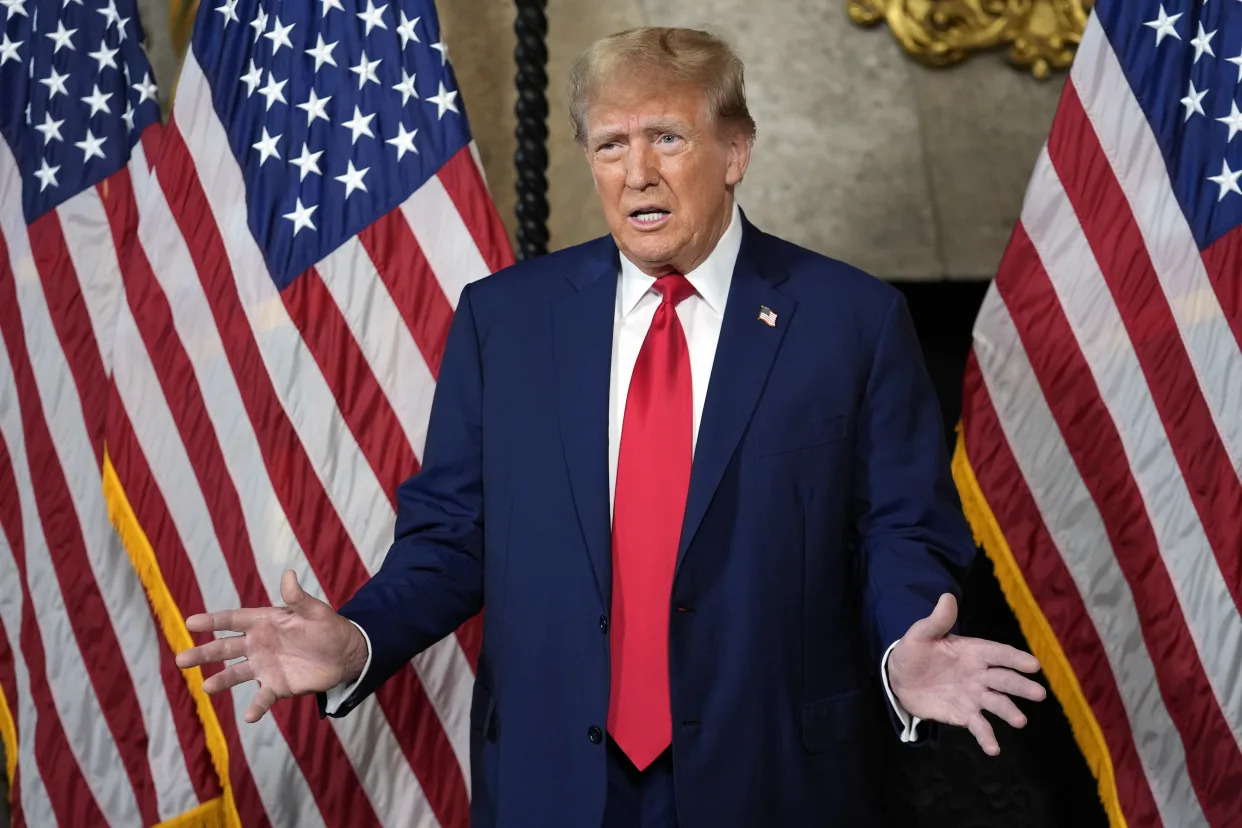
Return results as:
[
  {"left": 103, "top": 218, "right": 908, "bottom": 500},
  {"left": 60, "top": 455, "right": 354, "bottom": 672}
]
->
[
  {"left": 631, "top": 246, "right": 676, "bottom": 269},
  {"left": 623, "top": 234, "right": 678, "bottom": 264}
]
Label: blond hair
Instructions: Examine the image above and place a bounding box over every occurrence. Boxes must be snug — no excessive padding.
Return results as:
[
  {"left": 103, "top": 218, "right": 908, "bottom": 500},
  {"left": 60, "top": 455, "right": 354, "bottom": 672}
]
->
[{"left": 569, "top": 27, "right": 757, "bottom": 146}]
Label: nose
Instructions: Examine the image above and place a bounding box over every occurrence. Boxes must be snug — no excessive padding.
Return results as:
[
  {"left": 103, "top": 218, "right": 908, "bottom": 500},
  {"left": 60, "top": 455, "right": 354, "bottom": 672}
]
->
[{"left": 624, "top": 143, "right": 659, "bottom": 190}]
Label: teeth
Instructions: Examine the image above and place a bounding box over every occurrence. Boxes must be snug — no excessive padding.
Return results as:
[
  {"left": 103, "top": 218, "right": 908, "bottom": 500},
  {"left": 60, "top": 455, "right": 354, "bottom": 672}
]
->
[{"left": 633, "top": 211, "right": 666, "bottom": 223}]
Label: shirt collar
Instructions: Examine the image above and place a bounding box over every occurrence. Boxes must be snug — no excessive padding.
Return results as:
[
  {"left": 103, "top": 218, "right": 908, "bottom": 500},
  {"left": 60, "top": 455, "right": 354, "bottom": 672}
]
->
[{"left": 618, "top": 200, "right": 742, "bottom": 318}]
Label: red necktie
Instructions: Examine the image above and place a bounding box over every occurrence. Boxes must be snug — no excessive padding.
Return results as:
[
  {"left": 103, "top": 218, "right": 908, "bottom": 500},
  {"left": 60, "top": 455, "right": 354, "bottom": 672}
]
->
[{"left": 608, "top": 273, "right": 696, "bottom": 770}]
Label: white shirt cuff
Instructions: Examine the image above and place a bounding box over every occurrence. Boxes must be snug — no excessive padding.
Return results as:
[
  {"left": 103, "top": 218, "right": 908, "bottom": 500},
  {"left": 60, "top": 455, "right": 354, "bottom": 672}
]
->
[
  {"left": 323, "top": 621, "right": 372, "bottom": 715},
  {"left": 882, "top": 639, "right": 922, "bottom": 743}
]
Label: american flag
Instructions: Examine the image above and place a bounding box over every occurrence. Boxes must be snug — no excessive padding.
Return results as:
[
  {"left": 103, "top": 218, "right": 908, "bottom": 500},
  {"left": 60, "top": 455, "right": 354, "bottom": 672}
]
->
[
  {"left": 955, "top": 2, "right": 1242, "bottom": 826},
  {"left": 1, "top": 0, "right": 513, "bottom": 823},
  {"left": 0, "top": 0, "right": 226, "bottom": 825}
]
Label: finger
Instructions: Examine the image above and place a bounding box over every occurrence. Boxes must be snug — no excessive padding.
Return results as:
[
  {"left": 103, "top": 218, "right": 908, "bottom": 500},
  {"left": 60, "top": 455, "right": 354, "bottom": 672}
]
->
[
  {"left": 974, "top": 640, "right": 1041, "bottom": 674},
  {"left": 980, "top": 690, "right": 1027, "bottom": 730},
  {"left": 202, "top": 659, "right": 256, "bottom": 695},
  {"left": 966, "top": 711, "right": 1000, "bottom": 756},
  {"left": 911, "top": 592, "right": 957, "bottom": 642},
  {"left": 175, "top": 634, "right": 248, "bottom": 669},
  {"left": 280, "top": 569, "right": 307, "bottom": 609},
  {"left": 985, "top": 668, "right": 1047, "bottom": 702},
  {"left": 175, "top": 645, "right": 210, "bottom": 670},
  {"left": 245, "top": 684, "right": 278, "bottom": 724},
  {"left": 185, "top": 608, "right": 262, "bottom": 635}
]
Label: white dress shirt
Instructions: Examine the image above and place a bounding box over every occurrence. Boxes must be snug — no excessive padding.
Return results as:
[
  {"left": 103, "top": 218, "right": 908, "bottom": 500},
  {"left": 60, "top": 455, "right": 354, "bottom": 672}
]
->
[{"left": 328, "top": 201, "right": 920, "bottom": 741}]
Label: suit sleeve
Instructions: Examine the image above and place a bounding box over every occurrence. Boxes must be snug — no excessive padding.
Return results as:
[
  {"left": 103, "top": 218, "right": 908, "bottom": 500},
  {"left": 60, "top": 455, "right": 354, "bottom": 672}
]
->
[
  {"left": 321, "top": 282, "right": 487, "bottom": 717},
  {"left": 853, "top": 290, "right": 976, "bottom": 737}
]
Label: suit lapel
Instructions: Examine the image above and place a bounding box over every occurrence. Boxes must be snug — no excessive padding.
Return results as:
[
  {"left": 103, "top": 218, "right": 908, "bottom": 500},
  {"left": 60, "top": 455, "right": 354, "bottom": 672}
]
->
[
  {"left": 552, "top": 242, "right": 619, "bottom": 604},
  {"left": 676, "top": 222, "right": 795, "bottom": 576}
]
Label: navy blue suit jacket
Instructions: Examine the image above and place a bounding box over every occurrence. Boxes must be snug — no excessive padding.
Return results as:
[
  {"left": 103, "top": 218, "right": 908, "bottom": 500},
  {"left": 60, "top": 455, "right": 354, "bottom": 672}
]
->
[{"left": 328, "top": 214, "right": 976, "bottom": 826}]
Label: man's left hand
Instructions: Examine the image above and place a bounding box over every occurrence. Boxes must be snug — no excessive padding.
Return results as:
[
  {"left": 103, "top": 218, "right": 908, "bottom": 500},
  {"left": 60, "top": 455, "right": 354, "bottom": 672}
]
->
[{"left": 888, "top": 592, "right": 1046, "bottom": 755}]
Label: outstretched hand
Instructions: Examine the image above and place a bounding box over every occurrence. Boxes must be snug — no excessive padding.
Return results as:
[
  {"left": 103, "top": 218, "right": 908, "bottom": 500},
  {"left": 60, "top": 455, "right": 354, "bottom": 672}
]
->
[
  {"left": 888, "top": 593, "right": 1046, "bottom": 755},
  {"left": 175, "top": 570, "right": 369, "bottom": 723}
]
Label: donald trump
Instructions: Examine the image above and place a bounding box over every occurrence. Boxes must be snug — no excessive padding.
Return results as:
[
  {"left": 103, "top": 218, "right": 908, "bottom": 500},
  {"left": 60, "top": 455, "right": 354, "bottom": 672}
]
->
[{"left": 178, "top": 26, "right": 1046, "bottom": 827}]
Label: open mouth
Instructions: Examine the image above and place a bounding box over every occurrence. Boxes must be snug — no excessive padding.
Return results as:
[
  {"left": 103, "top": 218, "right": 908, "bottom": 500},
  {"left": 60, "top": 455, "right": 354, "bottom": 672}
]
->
[{"left": 628, "top": 208, "right": 671, "bottom": 227}]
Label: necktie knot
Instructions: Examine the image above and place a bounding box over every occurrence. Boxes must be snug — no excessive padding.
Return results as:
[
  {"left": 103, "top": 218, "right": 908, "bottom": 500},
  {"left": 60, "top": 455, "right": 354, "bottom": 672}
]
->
[{"left": 653, "top": 273, "right": 695, "bottom": 307}]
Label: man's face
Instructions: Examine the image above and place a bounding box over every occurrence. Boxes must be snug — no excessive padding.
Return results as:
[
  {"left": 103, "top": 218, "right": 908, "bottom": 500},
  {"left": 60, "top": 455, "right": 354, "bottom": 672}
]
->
[{"left": 583, "top": 80, "right": 751, "bottom": 276}]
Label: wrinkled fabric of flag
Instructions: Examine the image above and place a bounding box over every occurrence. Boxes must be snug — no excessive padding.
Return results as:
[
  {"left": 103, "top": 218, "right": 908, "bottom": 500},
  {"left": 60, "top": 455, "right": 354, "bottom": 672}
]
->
[
  {"left": 956, "top": 2, "right": 1242, "bottom": 827},
  {"left": 1, "top": 0, "right": 513, "bottom": 824}
]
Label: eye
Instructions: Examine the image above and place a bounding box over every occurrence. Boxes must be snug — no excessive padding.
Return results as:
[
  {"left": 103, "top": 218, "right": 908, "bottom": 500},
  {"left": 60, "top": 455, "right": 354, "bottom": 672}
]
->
[{"left": 657, "top": 134, "right": 680, "bottom": 144}]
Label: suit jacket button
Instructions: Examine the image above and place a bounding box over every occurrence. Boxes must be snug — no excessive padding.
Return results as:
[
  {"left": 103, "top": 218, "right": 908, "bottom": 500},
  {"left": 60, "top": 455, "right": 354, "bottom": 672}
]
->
[
  {"left": 588, "top": 726, "right": 603, "bottom": 744},
  {"left": 599, "top": 615, "right": 608, "bottom": 633}
]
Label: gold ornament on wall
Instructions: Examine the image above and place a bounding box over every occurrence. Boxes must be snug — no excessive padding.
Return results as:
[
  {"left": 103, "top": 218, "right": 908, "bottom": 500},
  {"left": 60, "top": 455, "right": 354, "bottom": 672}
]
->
[{"left": 847, "top": 0, "right": 1094, "bottom": 80}]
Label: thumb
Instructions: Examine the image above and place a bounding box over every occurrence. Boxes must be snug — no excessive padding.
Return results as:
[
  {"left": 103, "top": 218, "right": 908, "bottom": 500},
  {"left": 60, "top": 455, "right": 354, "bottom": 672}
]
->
[
  {"left": 910, "top": 592, "right": 957, "bottom": 642},
  {"left": 280, "top": 569, "right": 308, "bottom": 610}
]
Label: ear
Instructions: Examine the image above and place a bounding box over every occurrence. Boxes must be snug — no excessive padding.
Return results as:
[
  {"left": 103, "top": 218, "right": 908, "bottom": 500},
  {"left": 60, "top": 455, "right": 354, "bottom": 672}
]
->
[{"left": 724, "top": 128, "right": 752, "bottom": 187}]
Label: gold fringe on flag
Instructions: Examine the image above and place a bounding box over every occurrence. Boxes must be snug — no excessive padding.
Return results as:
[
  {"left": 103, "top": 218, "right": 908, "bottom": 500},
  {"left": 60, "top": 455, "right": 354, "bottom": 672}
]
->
[
  {"left": 951, "top": 430, "right": 1126, "bottom": 828},
  {"left": 154, "top": 795, "right": 231, "bottom": 828},
  {"left": 102, "top": 452, "right": 241, "bottom": 828},
  {"left": 0, "top": 680, "right": 15, "bottom": 792}
]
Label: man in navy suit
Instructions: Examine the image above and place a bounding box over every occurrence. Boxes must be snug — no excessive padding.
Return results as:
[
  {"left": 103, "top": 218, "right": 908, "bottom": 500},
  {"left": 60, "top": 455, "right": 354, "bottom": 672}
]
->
[{"left": 177, "top": 26, "right": 1045, "bottom": 827}]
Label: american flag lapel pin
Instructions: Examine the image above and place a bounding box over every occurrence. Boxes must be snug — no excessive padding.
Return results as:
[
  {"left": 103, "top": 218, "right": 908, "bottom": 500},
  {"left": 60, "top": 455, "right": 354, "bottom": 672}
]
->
[{"left": 758, "top": 305, "right": 777, "bottom": 327}]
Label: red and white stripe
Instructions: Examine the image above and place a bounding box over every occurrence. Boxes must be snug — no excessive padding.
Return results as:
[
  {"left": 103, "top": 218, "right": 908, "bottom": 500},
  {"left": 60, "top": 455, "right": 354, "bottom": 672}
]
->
[
  {"left": 100, "top": 46, "right": 511, "bottom": 825},
  {"left": 0, "top": 400, "right": 61, "bottom": 828},
  {"left": 962, "top": 15, "right": 1242, "bottom": 827},
  {"left": 0, "top": 132, "right": 221, "bottom": 824}
]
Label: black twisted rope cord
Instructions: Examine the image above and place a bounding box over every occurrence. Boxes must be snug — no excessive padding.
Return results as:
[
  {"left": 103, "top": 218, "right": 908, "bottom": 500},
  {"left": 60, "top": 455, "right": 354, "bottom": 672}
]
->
[{"left": 514, "top": 0, "right": 550, "bottom": 260}]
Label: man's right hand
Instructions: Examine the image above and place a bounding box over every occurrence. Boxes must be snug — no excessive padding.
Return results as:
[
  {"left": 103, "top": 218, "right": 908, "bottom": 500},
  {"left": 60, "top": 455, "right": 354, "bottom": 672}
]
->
[{"left": 174, "top": 569, "right": 369, "bottom": 723}]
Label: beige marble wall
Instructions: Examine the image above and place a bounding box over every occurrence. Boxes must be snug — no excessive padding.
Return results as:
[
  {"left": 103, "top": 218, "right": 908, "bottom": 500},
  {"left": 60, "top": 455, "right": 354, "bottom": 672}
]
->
[{"left": 136, "top": 0, "right": 1064, "bottom": 280}]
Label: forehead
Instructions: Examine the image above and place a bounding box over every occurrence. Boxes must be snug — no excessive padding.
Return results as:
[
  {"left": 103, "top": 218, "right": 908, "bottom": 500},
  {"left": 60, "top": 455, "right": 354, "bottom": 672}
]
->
[{"left": 584, "top": 80, "right": 711, "bottom": 135}]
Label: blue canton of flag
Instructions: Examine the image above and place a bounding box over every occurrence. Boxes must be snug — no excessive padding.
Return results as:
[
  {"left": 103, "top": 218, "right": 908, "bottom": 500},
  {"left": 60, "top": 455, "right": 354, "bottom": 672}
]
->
[
  {"left": 0, "top": 0, "right": 160, "bottom": 223},
  {"left": 1099, "top": 0, "right": 1242, "bottom": 248},
  {"left": 192, "top": 0, "right": 473, "bottom": 289}
]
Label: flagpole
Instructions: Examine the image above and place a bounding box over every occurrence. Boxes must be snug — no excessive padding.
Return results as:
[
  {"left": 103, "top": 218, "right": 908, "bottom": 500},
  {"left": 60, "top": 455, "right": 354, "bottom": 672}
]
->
[{"left": 514, "top": 0, "right": 550, "bottom": 260}]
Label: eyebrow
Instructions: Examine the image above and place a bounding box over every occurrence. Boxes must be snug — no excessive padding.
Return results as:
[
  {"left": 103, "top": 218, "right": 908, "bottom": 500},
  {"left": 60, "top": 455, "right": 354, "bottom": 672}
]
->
[{"left": 588, "top": 119, "right": 692, "bottom": 146}]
